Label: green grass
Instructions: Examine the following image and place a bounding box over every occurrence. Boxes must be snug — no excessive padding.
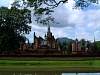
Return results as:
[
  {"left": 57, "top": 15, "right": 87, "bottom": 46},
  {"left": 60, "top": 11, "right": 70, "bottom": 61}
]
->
[
  {"left": 0, "top": 59, "right": 99, "bottom": 67},
  {"left": 0, "top": 58, "right": 100, "bottom": 71}
]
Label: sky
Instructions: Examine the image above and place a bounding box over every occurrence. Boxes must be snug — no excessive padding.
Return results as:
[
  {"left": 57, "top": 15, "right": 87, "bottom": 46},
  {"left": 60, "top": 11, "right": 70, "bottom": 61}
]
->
[{"left": 0, "top": 0, "right": 100, "bottom": 43}]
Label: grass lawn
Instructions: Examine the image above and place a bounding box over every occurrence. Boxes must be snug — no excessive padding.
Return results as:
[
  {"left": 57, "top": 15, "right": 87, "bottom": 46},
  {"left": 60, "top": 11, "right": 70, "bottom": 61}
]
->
[
  {"left": 0, "top": 57, "right": 100, "bottom": 72},
  {"left": 0, "top": 60, "right": 97, "bottom": 67}
]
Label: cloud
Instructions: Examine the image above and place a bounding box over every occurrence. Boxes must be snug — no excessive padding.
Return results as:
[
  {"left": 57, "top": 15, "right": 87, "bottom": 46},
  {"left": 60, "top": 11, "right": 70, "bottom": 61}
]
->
[
  {"left": 51, "top": 4, "right": 75, "bottom": 28},
  {"left": 94, "top": 30, "right": 100, "bottom": 41}
]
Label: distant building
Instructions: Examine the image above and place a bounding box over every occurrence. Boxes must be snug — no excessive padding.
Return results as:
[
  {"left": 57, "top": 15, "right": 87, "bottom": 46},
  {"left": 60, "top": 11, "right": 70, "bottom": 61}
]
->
[{"left": 19, "top": 25, "right": 60, "bottom": 51}]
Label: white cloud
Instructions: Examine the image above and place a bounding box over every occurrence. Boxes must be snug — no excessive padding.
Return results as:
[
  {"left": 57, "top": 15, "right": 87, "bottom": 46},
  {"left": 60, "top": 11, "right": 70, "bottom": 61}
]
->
[
  {"left": 62, "top": 0, "right": 100, "bottom": 41},
  {"left": 94, "top": 30, "right": 100, "bottom": 41},
  {"left": 8, "top": 0, "right": 14, "bottom": 8}
]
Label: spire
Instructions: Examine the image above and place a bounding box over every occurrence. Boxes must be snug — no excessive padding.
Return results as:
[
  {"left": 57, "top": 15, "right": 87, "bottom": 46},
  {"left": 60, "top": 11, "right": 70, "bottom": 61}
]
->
[
  {"left": 93, "top": 32, "right": 95, "bottom": 43},
  {"left": 93, "top": 33, "right": 96, "bottom": 50},
  {"left": 45, "top": 34, "right": 46, "bottom": 38},
  {"left": 94, "top": 35, "right": 95, "bottom": 43},
  {"left": 48, "top": 25, "right": 50, "bottom": 33},
  {"left": 34, "top": 32, "right": 36, "bottom": 43},
  {"left": 34, "top": 32, "right": 36, "bottom": 37}
]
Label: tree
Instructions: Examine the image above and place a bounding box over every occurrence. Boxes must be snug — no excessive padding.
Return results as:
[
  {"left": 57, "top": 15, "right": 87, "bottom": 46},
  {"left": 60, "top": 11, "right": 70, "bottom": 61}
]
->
[
  {"left": 0, "top": 7, "right": 31, "bottom": 52},
  {"left": 80, "top": 39, "right": 86, "bottom": 50},
  {"left": 94, "top": 41, "right": 100, "bottom": 53}
]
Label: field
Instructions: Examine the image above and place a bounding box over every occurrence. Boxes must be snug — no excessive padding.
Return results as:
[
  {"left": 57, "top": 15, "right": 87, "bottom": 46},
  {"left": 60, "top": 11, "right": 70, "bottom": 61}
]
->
[{"left": 0, "top": 57, "right": 100, "bottom": 72}]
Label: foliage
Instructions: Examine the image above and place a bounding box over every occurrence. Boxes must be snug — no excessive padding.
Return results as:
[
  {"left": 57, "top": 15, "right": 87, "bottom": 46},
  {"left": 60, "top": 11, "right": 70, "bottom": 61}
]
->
[
  {"left": 74, "top": 0, "right": 98, "bottom": 9},
  {"left": 0, "top": 7, "right": 31, "bottom": 35},
  {"left": 95, "top": 41, "right": 100, "bottom": 52},
  {"left": 0, "top": 7, "right": 31, "bottom": 52}
]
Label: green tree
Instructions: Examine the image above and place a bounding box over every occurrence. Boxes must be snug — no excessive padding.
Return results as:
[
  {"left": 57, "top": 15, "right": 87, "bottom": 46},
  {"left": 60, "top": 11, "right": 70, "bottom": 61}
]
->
[
  {"left": 80, "top": 39, "right": 86, "bottom": 50},
  {"left": 94, "top": 41, "right": 100, "bottom": 53},
  {"left": 0, "top": 7, "right": 31, "bottom": 52}
]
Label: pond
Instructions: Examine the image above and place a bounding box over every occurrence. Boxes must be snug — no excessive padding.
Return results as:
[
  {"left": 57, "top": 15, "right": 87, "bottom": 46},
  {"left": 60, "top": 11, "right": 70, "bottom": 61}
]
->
[
  {"left": 0, "top": 71, "right": 99, "bottom": 75},
  {"left": 62, "top": 73, "right": 100, "bottom": 75}
]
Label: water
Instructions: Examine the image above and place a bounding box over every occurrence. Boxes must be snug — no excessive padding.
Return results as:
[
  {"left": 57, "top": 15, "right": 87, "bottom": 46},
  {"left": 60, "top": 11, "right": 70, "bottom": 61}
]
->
[
  {"left": 62, "top": 73, "right": 100, "bottom": 75},
  {"left": 0, "top": 71, "right": 99, "bottom": 75}
]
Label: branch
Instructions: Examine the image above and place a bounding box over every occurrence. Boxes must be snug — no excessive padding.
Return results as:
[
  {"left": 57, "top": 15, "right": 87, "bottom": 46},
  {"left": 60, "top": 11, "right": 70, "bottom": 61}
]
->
[{"left": 44, "top": 0, "right": 68, "bottom": 8}]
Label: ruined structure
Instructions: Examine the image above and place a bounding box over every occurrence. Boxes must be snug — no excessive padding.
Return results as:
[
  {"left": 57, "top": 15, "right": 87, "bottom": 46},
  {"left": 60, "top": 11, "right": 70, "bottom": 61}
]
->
[
  {"left": 18, "top": 25, "right": 94, "bottom": 56},
  {"left": 19, "top": 25, "right": 60, "bottom": 52}
]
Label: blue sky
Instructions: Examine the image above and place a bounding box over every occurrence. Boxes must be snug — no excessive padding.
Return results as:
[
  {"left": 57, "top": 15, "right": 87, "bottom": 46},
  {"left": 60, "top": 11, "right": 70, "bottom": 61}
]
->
[
  {"left": 0, "top": 0, "right": 14, "bottom": 8},
  {"left": 0, "top": 0, "right": 100, "bottom": 42}
]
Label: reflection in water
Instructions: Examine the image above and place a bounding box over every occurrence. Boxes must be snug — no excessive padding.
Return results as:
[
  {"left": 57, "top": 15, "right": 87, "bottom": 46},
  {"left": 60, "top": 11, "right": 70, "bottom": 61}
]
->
[
  {"left": 0, "top": 71, "right": 61, "bottom": 75},
  {"left": 62, "top": 73, "right": 100, "bottom": 75},
  {"left": 0, "top": 72, "right": 99, "bottom": 75}
]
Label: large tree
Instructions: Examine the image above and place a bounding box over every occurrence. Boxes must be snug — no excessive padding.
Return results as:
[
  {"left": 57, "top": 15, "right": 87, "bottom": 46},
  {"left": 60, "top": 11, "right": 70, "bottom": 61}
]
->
[{"left": 0, "top": 7, "right": 31, "bottom": 52}]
